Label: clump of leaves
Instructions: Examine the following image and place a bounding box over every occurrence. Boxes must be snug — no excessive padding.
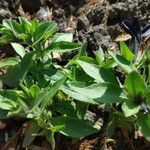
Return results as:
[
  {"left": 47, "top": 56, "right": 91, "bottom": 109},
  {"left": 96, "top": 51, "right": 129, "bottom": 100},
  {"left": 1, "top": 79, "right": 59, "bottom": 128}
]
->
[
  {"left": 0, "top": 17, "right": 98, "bottom": 149},
  {"left": 0, "top": 17, "right": 150, "bottom": 149}
]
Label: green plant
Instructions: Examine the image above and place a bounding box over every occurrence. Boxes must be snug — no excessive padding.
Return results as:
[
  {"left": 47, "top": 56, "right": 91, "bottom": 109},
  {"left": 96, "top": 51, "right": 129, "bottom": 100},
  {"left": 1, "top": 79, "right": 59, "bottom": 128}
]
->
[
  {"left": 0, "top": 17, "right": 150, "bottom": 149},
  {"left": 0, "top": 17, "right": 99, "bottom": 149}
]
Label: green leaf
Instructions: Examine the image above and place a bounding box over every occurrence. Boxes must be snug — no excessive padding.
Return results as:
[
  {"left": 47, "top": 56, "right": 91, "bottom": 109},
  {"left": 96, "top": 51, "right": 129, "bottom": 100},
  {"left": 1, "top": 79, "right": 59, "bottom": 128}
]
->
[
  {"left": 76, "top": 102, "right": 88, "bottom": 119},
  {"left": 29, "top": 85, "right": 40, "bottom": 98},
  {"left": 22, "top": 121, "right": 40, "bottom": 147},
  {"left": 102, "top": 58, "right": 116, "bottom": 69},
  {"left": 109, "top": 51, "right": 134, "bottom": 73},
  {"left": 77, "top": 60, "right": 102, "bottom": 82},
  {"left": 76, "top": 56, "right": 96, "bottom": 64},
  {"left": 2, "top": 19, "right": 12, "bottom": 30},
  {"left": 146, "top": 87, "right": 150, "bottom": 105},
  {"left": 45, "top": 41, "right": 81, "bottom": 53},
  {"left": 51, "top": 116, "right": 99, "bottom": 138},
  {"left": 11, "top": 20, "right": 23, "bottom": 34},
  {"left": 51, "top": 101, "right": 77, "bottom": 117},
  {"left": 32, "top": 76, "right": 67, "bottom": 110},
  {"left": 122, "top": 100, "right": 140, "bottom": 117},
  {"left": 0, "top": 57, "right": 20, "bottom": 68},
  {"left": 0, "top": 19, "right": 22, "bottom": 44},
  {"left": 62, "top": 83, "right": 125, "bottom": 103},
  {"left": 124, "top": 71, "right": 146, "bottom": 98},
  {"left": 43, "top": 23, "right": 57, "bottom": 40},
  {"left": 70, "top": 66, "right": 94, "bottom": 83},
  {"left": 19, "top": 84, "right": 31, "bottom": 98},
  {"left": 2, "top": 19, "right": 18, "bottom": 37},
  {"left": 19, "top": 17, "right": 31, "bottom": 33},
  {"left": 33, "top": 21, "right": 57, "bottom": 45},
  {"left": 77, "top": 60, "right": 118, "bottom": 84},
  {"left": 50, "top": 125, "right": 65, "bottom": 133},
  {"left": 1, "top": 52, "right": 34, "bottom": 86},
  {"left": 40, "top": 76, "right": 67, "bottom": 109},
  {"left": 120, "top": 41, "right": 135, "bottom": 62},
  {"left": 0, "top": 90, "right": 18, "bottom": 110},
  {"left": 77, "top": 42, "right": 87, "bottom": 58},
  {"left": 94, "top": 47, "right": 104, "bottom": 65},
  {"left": 61, "top": 85, "right": 98, "bottom": 104},
  {"left": 0, "top": 35, "right": 14, "bottom": 44},
  {"left": 137, "top": 113, "right": 150, "bottom": 140},
  {"left": 1, "top": 64, "right": 21, "bottom": 86},
  {"left": 0, "top": 108, "right": 8, "bottom": 119},
  {"left": 30, "top": 20, "right": 39, "bottom": 32},
  {"left": 46, "top": 132, "right": 55, "bottom": 150},
  {"left": 11, "top": 43, "right": 26, "bottom": 58},
  {"left": 52, "top": 33, "right": 73, "bottom": 42},
  {"left": 20, "top": 52, "right": 35, "bottom": 80}
]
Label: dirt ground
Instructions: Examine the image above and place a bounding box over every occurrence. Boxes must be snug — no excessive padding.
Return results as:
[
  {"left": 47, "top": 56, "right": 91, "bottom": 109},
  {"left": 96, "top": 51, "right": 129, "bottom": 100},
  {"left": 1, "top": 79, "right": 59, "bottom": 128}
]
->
[{"left": 0, "top": 0, "right": 150, "bottom": 149}]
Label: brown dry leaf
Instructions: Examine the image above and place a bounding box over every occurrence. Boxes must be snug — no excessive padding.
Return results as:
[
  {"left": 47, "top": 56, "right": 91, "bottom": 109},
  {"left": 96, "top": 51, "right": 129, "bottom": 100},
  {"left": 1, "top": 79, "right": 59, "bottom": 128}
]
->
[{"left": 115, "top": 34, "right": 131, "bottom": 42}]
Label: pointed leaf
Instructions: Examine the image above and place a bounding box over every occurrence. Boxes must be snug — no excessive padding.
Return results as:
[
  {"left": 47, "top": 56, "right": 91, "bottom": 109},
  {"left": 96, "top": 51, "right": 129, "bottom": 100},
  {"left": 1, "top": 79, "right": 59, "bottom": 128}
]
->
[
  {"left": 32, "top": 76, "right": 67, "bottom": 110},
  {"left": 0, "top": 57, "right": 20, "bottom": 68},
  {"left": 61, "top": 85, "right": 98, "bottom": 104},
  {"left": 124, "top": 71, "right": 146, "bottom": 98},
  {"left": 22, "top": 121, "right": 40, "bottom": 147},
  {"left": 33, "top": 21, "right": 57, "bottom": 45},
  {"left": 94, "top": 47, "right": 105, "bottom": 65},
  {"left": 137, "top": 113, "right": 150, "bottom": 140},
  {"left": 122, "top": 100, "right": 140, "bottom": 117},
  {"left": 0, "top": 90, "right": 18, "bottom": 110},
  {"left": 51, "top": 116, "right": 99, "bottom": 138},
  {"left": 41, "top": 76, "right": 67, "bottom": 109},
  {"left": 77, "top": 42, "right": 87, "bottom": 58},
  {"left": 120, "top": 41, "right": 135, "bottom": 62},
  {"left": 62, "top": 83, "right": 125, "bottom": 103},
  {"left": 77, "top": 60, "right": 118, "bottom": 84},
  {"left": 45, "top": 41, "right": 81, "bottom": 53},
  {"left": 1, "top": 52, "right": 34, "bottom": 86},
  {"left": 11, "top": 43, "right": 26, "bottom": 58},
  {"left": 109, "top": 51, "right": 134, "bottom": 73},
  {"left": 52, "top": 33, "right": 73, "bottom": 42}
]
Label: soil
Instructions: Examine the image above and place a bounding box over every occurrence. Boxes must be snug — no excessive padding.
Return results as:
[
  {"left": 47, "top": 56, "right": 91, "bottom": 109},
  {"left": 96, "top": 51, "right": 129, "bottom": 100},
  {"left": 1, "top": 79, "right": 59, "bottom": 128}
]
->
[{"left": 0, "top": 0, "right": 150, "bottom": 149}]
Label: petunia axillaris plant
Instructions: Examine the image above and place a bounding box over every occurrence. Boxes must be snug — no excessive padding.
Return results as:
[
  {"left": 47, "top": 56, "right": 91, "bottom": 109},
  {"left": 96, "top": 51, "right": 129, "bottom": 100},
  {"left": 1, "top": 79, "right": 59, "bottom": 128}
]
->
[{"left": 0, "top": 16, "right": 150, "bottom": 149}]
